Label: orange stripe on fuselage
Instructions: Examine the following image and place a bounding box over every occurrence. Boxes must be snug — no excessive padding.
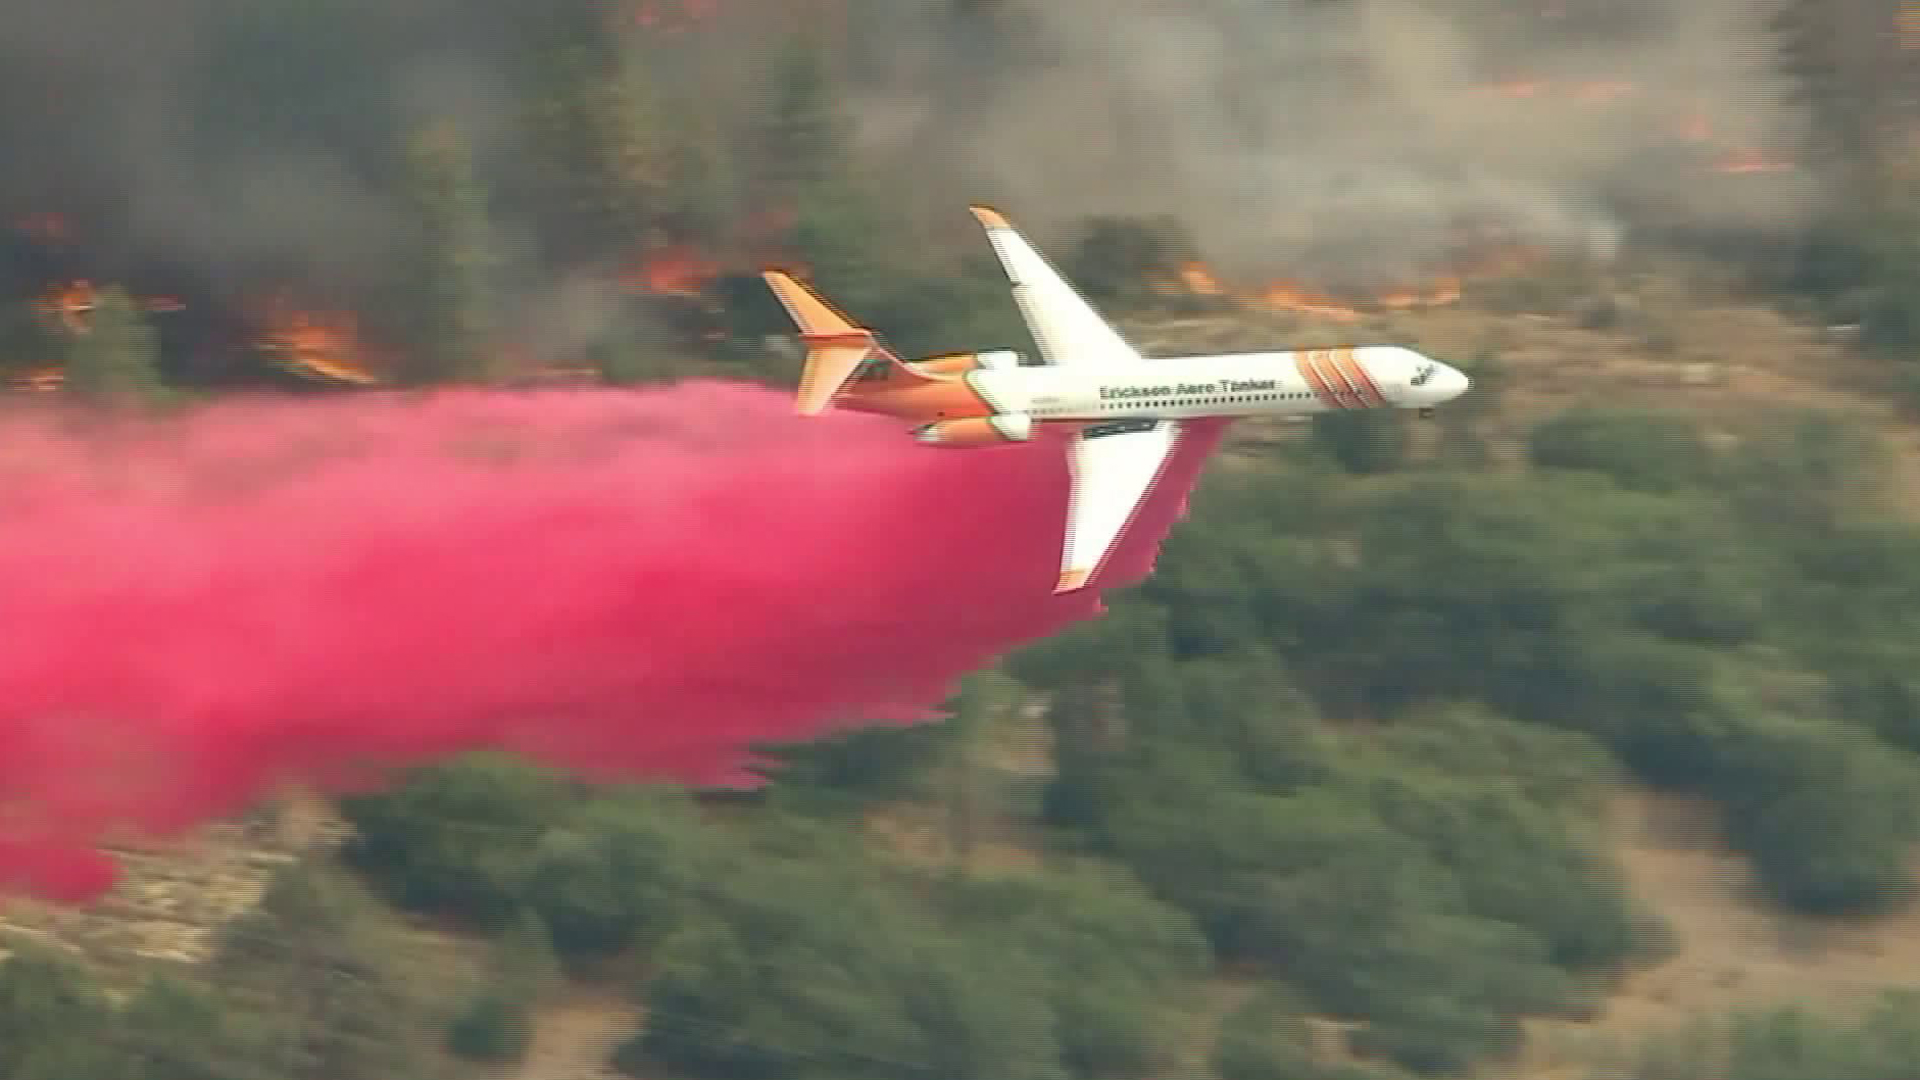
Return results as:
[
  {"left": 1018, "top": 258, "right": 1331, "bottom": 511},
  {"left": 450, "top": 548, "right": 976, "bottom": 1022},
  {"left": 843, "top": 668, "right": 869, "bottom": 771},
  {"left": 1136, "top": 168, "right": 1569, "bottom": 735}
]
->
[
  {"left": 1310, "top": 350, "right": 1364, "bottom": 409},
  {"left": 1331, "top": 348, "right": 1385, "bottom": 407},
  {"left": 1294, "top": 351, "right": 1341, "bottom": 409}
]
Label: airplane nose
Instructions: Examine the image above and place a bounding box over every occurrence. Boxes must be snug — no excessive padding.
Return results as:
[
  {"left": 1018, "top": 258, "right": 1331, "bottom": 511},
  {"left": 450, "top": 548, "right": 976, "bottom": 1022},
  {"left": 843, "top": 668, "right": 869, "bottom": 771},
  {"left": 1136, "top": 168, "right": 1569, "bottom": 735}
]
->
[{"left": 1428, "top": 364, "right": 1469, "bottom": 402}]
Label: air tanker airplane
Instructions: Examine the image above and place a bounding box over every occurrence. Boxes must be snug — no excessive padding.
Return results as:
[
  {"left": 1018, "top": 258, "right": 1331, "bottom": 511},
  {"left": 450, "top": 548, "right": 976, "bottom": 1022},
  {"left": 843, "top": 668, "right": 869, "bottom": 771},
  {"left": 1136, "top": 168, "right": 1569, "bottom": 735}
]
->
[{"left": 763, "top": 206, "right": 1470, "bottom": 594}]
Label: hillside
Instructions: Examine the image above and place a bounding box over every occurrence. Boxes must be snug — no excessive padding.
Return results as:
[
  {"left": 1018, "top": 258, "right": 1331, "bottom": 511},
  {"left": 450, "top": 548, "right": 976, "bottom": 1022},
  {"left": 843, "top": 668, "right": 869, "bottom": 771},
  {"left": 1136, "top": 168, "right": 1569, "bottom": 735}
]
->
[{"left": 10, "top": 283, "right": 1920, "bottom": 1080}]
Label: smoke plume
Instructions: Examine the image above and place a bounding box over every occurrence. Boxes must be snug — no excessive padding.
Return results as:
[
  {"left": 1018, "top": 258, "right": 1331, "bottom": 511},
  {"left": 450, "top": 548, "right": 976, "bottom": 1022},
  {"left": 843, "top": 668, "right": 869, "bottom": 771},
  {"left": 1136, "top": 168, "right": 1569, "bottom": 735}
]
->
[
  {"left": 0, "top": 0, "right": 1825, "bottom": 346},
  {"left": 852, "top": 0, "right": 1820, "bottom": 284},
  {"left": 0, "top": 382, "right": 1224, "bottom": 902}
]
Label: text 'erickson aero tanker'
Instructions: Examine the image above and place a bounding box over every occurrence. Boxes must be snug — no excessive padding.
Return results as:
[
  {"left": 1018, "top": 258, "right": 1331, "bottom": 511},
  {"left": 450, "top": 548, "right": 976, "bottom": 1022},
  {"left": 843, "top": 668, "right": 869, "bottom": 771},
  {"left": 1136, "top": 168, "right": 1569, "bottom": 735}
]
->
[{"left": 763, "top": 206, "right": 1471, "bottom": 594}]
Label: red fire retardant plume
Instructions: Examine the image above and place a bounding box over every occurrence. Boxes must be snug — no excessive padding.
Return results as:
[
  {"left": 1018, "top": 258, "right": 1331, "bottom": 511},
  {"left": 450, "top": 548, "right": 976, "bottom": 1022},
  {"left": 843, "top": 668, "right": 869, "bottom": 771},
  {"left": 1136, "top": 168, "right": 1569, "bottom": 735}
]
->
[{"left": 0, "top": 381, "right": 1227, "bottom": 902}]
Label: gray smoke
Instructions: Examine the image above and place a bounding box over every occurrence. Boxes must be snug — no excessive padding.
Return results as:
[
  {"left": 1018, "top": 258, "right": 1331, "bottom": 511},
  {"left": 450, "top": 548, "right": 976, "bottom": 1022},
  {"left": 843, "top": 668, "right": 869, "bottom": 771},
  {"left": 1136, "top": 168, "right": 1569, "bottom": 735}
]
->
[
  {"left": 0, "top": 0, "right": 1823, "bottom": 317},
  {"left": 841, "top": 0, "right": 1819, "bottom": 286}
]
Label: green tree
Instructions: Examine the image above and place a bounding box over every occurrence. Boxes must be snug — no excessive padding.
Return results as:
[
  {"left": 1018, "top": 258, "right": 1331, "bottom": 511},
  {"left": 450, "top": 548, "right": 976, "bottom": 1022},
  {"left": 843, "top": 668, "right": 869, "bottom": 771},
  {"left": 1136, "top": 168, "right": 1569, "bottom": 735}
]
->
[
  {"left": 0, "top": 947, "right": 125, "bottom": 1079},
  {"left": 945, "top": 864, "right": 1211, "bottom": 1077},
  {"left": 748, "top": 34, "right": 855, "bottom": 204},
  {"left": 64, "top": 286, "right": 167, "bottom": 405},
  {"left": 117, "top": 974, "right": 277, "bottom": 1080},
  {"left": 1339, "top": 758, "right": 1641, "bottom": 971},
  {"left": 1212, "top": 986, "right": 1320, "bottom": 1080},
  {"left": 394, "top": 123, "right": 500, "bottom": 384},
  {"left": 1715, "top": 713, "right": 1920, "bottom": 914},
  {"left": 520, "top": 791, "right": 710, "bottom": 964},
  {"left": 211, "top": 864, "right": 439, "bottom": 1080},
  {"left": 513, "top": 4, "right": 667, "bottom": 264},
  {"left": 1770, "top": 0, "right": 1902, "bottom": 184},
  {"left": 1311, "top": 408, "right": 1407, "bottom": 474},
  {"left": 627, "top": 857, "right": 1067, "bottom": 1080},
  {"left": 445, "top": 991, "right": 532, "bottom": 1064},
  {"left": 1527, "top": 406, "right": 1717, "bottom": 492},
  {"left": 1065, "top": 215, "right": 1204, "bottom": 307},
  {"left": 340, "top": 753, "right": 576, "bottom": 928},
  {"left": 446, "top": 909, "right": 554, "bottom": 1064}
]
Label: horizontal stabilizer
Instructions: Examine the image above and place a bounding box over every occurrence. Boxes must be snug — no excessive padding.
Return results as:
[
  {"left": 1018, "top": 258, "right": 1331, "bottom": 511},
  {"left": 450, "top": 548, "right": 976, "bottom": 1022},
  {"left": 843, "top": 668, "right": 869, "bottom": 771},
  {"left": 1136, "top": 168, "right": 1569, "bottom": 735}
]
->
[{"left": 763, "top": 271, "right": 878, "bottom": 415}]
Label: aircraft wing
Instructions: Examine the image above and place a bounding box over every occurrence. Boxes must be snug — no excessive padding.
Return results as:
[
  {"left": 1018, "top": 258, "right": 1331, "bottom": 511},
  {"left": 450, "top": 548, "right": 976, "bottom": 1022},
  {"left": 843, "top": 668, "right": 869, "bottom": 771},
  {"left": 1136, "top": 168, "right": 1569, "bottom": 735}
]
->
[
  {"left": 1057, "top": 418, "right": 1185, "bottom": 593},
  {"left": 970, "top": 205, "right": 1142, "bottom": 369}
]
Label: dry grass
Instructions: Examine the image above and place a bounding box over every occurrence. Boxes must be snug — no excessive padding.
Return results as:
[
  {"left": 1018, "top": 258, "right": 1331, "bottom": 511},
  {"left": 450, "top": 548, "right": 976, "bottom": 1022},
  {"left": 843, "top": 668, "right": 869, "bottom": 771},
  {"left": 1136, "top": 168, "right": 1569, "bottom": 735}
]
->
[{"left": 1498, "top": 790, "right": 1920, "bottom": 1079}]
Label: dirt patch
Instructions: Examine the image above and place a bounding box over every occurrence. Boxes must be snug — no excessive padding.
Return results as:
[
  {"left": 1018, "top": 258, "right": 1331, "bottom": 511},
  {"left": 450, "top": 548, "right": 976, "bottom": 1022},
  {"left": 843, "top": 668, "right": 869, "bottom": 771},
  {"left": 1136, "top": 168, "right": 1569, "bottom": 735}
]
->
[
  {"left": 513, "top": 992, "right": 645, "bottom": 1080},
  {"left": 0, "top": 790, "right": 351, "bottom": 984},
  {"left": 1508, "top": 790, "right": 1920, "bottom": 1078}
]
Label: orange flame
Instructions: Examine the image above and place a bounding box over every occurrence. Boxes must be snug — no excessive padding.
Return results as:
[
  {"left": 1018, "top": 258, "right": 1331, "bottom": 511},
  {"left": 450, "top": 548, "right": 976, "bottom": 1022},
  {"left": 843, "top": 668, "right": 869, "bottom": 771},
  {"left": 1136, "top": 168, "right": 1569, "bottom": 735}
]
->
[
  {"left": 628, "top": 0, "right": 719, "bottom": 32},
  {"left": 1251, "top": 282, "right": 1366, "bottom": 322},
  {"left": 1473, "top": 78, "right": 1638, "bottom": 103},
  {"left": 623, "top": 244, "right": 722, "bottom": 298},
  {"left": 33, "top": 280, "right": 186, "bottom": 335},
  {"left": 1573, "top": 80, "right": 1637, "bottom": 102},
  {"left": 253, "top": 298, "right": 382, "bottom": 386},
  {"left": 13, "top": 212, "right": 70, "bottom": 244},
  {"left": 1711, "top": 147, "right": 1794, "bottom": 174},
  {"left": 1152, "top": 238, "right": 1544, "bottom": 320},
  {"left": 36, "top": 279, "right": 96, "bottom": 333},
  {"left": 5, "top": 366, "right": 63, "bottom": 392},
  {"left": 1481, "top": 79, "right": 1546, "bottom": 99},
  {"left": 1178, "top": 263, "right": 1225, "bottom": 296}
]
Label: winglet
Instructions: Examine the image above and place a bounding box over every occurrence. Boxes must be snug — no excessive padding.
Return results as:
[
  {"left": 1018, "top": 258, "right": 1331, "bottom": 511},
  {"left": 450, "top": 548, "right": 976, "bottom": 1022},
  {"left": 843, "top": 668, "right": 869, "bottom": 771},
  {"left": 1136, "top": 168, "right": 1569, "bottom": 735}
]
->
[
  {"left": 970, "top": 205, "right": 1013, "bottom": 231},
  {"left": 762, "top": 270, "right": 877, "bottom": 416},
  {"left": 1054, "top": 568, "right": 1092, "bottom": 594}
]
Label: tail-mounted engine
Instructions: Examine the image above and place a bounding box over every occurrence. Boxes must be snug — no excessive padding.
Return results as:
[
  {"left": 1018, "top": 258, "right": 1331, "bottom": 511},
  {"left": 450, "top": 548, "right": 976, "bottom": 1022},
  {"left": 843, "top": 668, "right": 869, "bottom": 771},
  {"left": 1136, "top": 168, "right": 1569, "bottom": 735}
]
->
[
  {"left": 910, "top": 349, "right": 1026, "bottom": 376},
  {"left": 913, "top": 413, "right": 1035, "bottom": 447}
]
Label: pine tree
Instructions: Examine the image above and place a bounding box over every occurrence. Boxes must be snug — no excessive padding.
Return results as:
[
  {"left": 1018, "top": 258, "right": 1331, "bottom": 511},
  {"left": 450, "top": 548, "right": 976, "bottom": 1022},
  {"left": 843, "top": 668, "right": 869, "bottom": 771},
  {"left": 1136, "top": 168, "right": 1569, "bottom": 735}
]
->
[
  {"left": 749, "top": 33, "right": 855, "bottom": 204},
  {"left": 656, "top": 98, "right": 734, "bottom": 245},
  {"left": 396, "top": 123, "right": 500, "bottom": 385},
  {"left": 1311, "top": 409, "right": 1408, "bottom": 475},
  {"left": 515, "top": 3, "right": 668, "bottom": 264},
  {"left": 62, "top": 286, "right": 167, "bottom": 405},
  {"left": 945, "top": 670, "right": 1024, "bottom": 868},
  {"left": 1772, "top": 0, "right": 1905, "bottom": 180}
]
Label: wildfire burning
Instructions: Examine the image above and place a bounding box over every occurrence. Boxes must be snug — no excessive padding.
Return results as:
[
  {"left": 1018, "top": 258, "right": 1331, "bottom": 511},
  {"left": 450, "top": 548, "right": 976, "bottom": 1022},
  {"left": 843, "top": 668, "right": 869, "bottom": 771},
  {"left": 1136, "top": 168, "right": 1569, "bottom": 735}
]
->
[
  {"left": 13, "top": 212, "right": 70, "bottom": 246},
  {"left": 622, "top": 243, "right": 722, "bottom": 298},
  {"left": 251, "top": 298, "right": 382, "bottom": 387},
  {"left": 1471, "top": 75, "right": 1799, "bottom": 175},
  {"left": 1475, "top": 78, "right": 1638, "bottom": 103},
  {"left": 1710, "top": 146, "right": 1794, "bottom": 174},
  {"left": 627, "top": 0, "right": 720, "bottom": 33},
  {"left": 1152, "top": 234, "right": 1551, "bottom": 322},
  {"left": 1156, "top": 263, "right": 1454, "bottom": 322},
  {"left": 5, "top": 366, "right": 62, "bottom": 392},
  {"left": 33, "top": 280, "right": 184, "bottom": 335}
]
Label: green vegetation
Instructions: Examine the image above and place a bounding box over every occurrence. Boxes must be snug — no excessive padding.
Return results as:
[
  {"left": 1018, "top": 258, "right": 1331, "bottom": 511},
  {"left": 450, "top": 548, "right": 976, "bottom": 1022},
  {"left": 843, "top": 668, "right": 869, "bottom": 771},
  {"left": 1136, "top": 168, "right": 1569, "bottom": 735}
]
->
[
  {"left": 306, "top": 403, "right": 1920, "bottom": 1076},
  {"left": 0, "top": 864, "right": 455, "bottom": 1079},
  {"left": 63, "top": 287, "right": 169, "bottom": 406},
  {"left": 1615, "top": 991, "right": 1920, "bottom": 1080}
]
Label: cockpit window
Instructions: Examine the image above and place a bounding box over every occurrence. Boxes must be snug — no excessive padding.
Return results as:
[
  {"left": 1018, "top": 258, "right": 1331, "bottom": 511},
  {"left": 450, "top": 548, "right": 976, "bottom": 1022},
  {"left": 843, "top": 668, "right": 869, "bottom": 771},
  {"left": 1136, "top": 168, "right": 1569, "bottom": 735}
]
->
[{"left": 1410, "top": 363, "right": 1436, "bottom": 387}]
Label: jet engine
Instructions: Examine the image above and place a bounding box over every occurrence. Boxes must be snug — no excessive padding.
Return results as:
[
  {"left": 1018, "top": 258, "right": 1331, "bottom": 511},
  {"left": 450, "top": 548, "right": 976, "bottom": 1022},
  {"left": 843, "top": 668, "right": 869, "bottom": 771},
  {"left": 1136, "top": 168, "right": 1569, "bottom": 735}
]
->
[
  {"left": 913, "top": 413, "right": 1035, "bottom": 447},
  {"left": 911, "top": 349, "right": 1027, "bottom": 376}
]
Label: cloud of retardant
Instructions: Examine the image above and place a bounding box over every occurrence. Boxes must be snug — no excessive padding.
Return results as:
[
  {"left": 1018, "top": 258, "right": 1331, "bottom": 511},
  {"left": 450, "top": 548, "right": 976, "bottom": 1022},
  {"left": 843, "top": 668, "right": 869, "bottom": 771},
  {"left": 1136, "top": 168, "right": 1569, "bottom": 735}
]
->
[{"left": 0, "top": 382, "right": 1225, "bottom": 902}]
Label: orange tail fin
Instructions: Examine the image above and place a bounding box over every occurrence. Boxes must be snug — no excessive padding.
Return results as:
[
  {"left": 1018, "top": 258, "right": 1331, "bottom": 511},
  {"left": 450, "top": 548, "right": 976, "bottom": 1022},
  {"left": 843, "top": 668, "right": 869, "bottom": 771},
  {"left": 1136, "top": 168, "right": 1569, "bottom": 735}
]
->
[{"left": 762, "top": 271, "right": 883, "bottom": 416}]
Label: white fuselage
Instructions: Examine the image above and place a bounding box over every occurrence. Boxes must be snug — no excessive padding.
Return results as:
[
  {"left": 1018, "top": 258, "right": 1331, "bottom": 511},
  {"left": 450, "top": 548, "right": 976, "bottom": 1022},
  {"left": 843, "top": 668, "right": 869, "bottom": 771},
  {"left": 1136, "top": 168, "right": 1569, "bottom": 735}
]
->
[{"left": 966, "top": 345, "right": 1469, "bottom": 422}]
